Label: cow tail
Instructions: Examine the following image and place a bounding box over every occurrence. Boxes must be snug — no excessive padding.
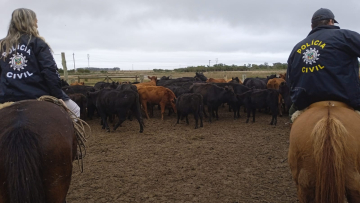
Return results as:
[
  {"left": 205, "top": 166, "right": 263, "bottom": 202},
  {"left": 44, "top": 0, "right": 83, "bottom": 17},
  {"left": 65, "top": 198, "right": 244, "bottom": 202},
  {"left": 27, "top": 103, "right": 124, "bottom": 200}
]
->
[{"left": 135, "top": 92, "right": 145, "bottom": 127}]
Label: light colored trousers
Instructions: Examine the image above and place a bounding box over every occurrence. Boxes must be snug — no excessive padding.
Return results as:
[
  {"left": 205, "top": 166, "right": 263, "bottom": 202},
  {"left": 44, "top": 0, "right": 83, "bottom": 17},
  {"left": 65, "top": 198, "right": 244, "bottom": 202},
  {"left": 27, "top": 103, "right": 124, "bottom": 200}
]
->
[{"left": 64, "top": 99, "right": 80, "bottom": 118}]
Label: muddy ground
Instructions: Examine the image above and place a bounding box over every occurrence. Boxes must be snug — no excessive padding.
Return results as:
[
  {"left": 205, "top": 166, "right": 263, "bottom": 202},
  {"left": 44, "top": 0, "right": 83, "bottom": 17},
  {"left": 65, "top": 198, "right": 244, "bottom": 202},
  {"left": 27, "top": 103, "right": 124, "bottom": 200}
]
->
[{"left": 66, "top": 107, "right": 298, "bottom": 203}]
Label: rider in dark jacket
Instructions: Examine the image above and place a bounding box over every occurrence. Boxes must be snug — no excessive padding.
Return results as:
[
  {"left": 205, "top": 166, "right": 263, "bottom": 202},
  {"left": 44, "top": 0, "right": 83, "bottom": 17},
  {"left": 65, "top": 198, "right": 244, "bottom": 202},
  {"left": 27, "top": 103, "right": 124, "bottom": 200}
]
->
[
  {"left": 0, "top": 8, "right": 79, "bottom": 118},
  {"left": 287, "top": 8, "right": 360, "bottom": 113},
  {"left": 0, "top": 35, "right": 69, "bottom": 103}
]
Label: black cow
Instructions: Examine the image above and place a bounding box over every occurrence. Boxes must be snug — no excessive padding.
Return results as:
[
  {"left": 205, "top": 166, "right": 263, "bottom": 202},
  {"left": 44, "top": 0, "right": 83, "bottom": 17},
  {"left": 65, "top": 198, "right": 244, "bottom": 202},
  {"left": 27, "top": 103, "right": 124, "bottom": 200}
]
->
[
  {"left": 241, "top": 89, "right": 279, "bottom": 125},
  {"left": 60, "top": 79, "right": 69, "bottom": 87},
  {"left": 94, "top": 81, "right": 119, "bottom": 90},
  {"left": 214, "top": 83, "right": 250, "bottom": 118},
  {"left": 116, "top": 83, "right": 138, "bottom": 92},
  {"left": 190, "top": 83, "right": 238, "bottom": 122},
  {"left": 243, "top": 78, "right": 267, "bottom": 89},
  {"left": 278, "top": 81, "right": 292, "bottom": 114},
  {"left": 176, "top": 93, "right": 204, "bottom": 129},
  {"left": 68, "top": 93, "right": 87, "bottom": 120},
  {"left": 194, "top": 72, "right": 208, "bottom": 81},
  {"left": 87, "top": 89, "right": 144, "bottom": 132},
  {"left": 62, "top": 85, "right": 96, "bottom": 96},
  {"left": 228, "top": 77, "right": 241, "bottom": 84}
]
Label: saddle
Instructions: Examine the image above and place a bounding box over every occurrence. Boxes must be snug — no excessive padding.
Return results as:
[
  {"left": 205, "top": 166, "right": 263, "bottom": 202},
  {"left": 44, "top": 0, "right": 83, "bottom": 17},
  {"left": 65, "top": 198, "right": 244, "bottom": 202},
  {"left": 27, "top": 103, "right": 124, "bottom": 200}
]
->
[{"left": 291, "top": 101, "right": 354, "bottom": 122}]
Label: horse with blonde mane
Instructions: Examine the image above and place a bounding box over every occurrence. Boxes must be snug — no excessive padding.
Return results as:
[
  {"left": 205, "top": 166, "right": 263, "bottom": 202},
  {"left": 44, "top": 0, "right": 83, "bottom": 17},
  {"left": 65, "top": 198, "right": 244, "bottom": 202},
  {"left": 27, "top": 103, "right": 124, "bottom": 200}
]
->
[{"left": 288, "top": 101, "right": 360, "bottom": 203}]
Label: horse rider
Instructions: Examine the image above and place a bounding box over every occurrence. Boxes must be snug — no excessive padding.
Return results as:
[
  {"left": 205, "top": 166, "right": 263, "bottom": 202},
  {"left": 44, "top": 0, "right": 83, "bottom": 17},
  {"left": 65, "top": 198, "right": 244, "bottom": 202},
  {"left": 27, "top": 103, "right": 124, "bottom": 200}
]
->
[
  {"left": 287, "top": 8, "right": 360, "bottom": 119},
  {"left": 0, "top": 8, "right": 80, "bottom": 118}
]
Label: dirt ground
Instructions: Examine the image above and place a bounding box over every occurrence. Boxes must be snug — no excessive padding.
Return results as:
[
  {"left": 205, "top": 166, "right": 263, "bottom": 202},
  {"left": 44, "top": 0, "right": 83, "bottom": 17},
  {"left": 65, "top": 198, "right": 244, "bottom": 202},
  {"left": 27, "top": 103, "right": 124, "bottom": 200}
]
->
[{"left": 66, "top": 107, "right": 298, "bottom": 203}]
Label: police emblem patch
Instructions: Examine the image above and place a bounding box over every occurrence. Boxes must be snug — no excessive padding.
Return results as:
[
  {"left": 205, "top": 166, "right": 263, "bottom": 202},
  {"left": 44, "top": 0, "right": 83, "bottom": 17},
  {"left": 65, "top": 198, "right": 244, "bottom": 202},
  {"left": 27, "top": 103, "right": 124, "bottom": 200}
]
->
[
  {"left": 9, "top": 53, "right": 28, "bottom": 71},
  {"left": 302, "top": 48, "right": 320, "bottom": 65}
]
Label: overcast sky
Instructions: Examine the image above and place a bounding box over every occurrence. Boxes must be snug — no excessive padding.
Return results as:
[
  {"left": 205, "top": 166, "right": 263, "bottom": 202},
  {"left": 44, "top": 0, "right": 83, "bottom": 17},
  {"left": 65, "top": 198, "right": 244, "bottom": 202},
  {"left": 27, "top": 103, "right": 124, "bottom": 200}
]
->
[{"left": 1, "top": 0, "right": 359, "bottom": 70}]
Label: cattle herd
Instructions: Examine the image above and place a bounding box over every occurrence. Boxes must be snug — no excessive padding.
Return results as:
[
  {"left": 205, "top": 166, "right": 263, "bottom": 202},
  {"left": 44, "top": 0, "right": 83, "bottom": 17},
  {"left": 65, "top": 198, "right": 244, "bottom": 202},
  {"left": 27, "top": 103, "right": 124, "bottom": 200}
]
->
[{"left": 61, "top": 72, "right": 291, "bottom": 132}]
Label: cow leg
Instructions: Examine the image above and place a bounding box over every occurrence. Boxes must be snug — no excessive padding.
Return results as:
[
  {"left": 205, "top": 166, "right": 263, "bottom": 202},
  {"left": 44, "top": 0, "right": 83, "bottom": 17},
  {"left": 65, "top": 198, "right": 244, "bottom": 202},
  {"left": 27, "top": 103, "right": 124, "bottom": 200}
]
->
[
  {"left": 194, "top": 113, "right": 199, "bottom": 129},
  {"left": 114, "top": 110, "right": 127, "bottom": 131},
  {"left": 246, "top": 107, "right": 251, "bottom": 123},
  {"left": 185, "top": 115, "right": 189, "bottom": 125},
  {"left": 160, "top": 104, "right": 165, "bottom": 120},
  {"left": 199, "top": 111, "right": 203, "bottom": 127},
  {"left": 141, "top": 100, "right": 150, "bottom": 119},
  {"left": 203, "top": 107, "right": 208, "bottom": 118},
  {"left": 208, "top": 106, "right": 212, "bottom": 123},
  {"left": 177, "top": 112, "right": 181, "bottom": 124},
  {"left": 215, "top": 107, "right": 219, "bottom": 120},
  {"left": 132, "top": 107, "right": 144, "bottom": 133},
  {"left": 252, "top": 108, "right": 256, "bottom": 123}
]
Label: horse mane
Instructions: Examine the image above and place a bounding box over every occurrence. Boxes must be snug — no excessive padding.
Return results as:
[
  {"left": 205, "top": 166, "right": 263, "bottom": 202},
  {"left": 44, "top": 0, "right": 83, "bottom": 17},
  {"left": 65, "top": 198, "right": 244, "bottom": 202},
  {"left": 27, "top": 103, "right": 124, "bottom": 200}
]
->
[
  {"left": 311, "top": 108, "right": 347, "bottom": 203},
  {"left": 0, "top": 127, "right": 46, "bottom": 203}
]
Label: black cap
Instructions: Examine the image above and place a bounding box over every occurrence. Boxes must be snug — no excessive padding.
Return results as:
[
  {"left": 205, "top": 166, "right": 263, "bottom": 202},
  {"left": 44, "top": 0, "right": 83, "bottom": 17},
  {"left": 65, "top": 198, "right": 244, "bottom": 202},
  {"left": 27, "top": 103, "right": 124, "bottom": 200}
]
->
[{"left": 311, "top": 8, "right": 338, "bottom": 24}]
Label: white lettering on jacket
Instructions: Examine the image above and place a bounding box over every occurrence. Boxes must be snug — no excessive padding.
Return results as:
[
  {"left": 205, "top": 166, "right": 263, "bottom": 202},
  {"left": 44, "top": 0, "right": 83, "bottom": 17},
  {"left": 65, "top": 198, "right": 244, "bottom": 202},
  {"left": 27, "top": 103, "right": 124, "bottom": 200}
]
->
[{"left": 6, "top": 71, "right": 34, "bottom": 79}]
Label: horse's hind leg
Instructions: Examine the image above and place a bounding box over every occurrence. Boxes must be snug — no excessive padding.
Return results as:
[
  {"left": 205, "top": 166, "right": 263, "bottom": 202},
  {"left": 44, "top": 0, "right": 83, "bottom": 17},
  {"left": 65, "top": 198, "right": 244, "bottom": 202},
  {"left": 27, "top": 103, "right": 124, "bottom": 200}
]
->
[
  {"left": 296, "top": 185, "right": 315, "bottom": 203},
  {"left": 346, "top": 172, "right": 360, "bottom": 203}
]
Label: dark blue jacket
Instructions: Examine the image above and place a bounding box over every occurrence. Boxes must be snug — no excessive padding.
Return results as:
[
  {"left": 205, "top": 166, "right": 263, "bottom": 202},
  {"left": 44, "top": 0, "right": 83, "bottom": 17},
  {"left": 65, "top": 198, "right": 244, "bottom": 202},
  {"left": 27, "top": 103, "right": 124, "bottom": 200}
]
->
[
  {"left": 287, "top": 25, "right": 360, "bottom": 110},
  {"left": 0, "top": 35, "right": 69, "bottom": 103}
]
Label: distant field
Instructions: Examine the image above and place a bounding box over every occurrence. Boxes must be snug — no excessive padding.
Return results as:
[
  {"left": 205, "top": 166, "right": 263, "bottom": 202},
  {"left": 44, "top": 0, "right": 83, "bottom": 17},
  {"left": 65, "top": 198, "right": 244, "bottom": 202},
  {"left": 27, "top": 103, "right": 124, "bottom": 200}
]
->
[{"left": 61, "top": 70, "right": 287, "bottom": 86}]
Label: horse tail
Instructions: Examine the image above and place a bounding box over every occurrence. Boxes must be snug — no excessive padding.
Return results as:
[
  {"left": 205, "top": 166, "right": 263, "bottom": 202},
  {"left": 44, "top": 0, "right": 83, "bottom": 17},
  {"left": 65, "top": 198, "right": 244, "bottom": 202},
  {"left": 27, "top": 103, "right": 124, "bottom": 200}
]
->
[
  {"left": 311, "top": 111, "right": 347, "bottom": 203},
  {"left": 0, "top": 128, "right": 45, "bottom": 203}
]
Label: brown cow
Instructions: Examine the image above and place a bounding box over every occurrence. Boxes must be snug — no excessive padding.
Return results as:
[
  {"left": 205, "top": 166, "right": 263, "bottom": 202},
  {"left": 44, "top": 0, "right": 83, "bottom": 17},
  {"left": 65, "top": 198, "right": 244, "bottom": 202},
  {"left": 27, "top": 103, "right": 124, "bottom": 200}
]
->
[
  {"left": 206, "top": 78, "right": 227, "bottom": 83},
  {"left": 134, "top": 76, "right": 157, "bottom": 88},
  {"left": 267, "top": 78, "right": 286, "bottom": 116},
  {"left": 137, "top": 86, "right": 177, "bottom": 120},
  {"left": 70, "top": 82, "right": 85, "bottom": 86},
  {"left": 279, "top": 73, "right": 286, "bottom": 80}
]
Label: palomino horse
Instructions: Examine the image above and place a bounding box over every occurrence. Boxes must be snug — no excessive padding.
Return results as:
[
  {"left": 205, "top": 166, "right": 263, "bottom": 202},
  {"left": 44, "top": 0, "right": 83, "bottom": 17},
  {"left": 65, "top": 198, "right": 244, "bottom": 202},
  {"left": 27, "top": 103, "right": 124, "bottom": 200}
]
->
[
  {"left": 288, "top": 101, "right": 360, "bottom": 203},
  {"left": 0, "top": 100, "right": 79, "bottom": 203}
]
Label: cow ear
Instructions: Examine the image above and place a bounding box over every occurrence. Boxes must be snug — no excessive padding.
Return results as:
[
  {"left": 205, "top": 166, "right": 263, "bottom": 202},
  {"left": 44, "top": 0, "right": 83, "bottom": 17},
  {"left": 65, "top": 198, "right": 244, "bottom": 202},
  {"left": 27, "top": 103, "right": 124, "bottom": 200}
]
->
[{"left": 148, "top": 76, "right": 151, "bottom": 79}]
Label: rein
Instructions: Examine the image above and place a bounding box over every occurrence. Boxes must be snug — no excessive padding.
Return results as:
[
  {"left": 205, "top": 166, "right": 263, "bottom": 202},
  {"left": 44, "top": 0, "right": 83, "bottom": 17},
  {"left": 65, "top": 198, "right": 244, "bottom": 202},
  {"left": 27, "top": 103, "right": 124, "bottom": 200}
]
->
[{"left": 37, "top": 96, "right": 91, "bottom": 172}]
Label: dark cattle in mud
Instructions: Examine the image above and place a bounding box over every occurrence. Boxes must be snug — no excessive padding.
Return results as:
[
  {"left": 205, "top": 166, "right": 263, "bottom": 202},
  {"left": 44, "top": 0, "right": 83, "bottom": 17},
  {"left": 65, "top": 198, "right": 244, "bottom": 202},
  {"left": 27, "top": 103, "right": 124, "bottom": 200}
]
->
[
  {"left": 87, "top": 89, "right": 144, "bottom": 133},
  {"left": 241, "top": 89, "right": 279, "bottom": 125},
  {"left": 214, "top": 83, "right": 250, "bottom": 118},
  {"left": 176, "top": 93, "right": 204, "bottom": 129},
  {"left": 190, "top": 83, "right": 238, "bottom": 122}
]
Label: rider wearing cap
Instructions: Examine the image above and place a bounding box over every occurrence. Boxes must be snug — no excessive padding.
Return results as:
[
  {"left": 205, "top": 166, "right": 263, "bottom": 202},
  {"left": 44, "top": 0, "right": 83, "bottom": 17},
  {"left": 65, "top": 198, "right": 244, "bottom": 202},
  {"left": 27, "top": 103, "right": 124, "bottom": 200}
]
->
[{"left": 287, "top": 8, "right": 360, "bottom": 117}]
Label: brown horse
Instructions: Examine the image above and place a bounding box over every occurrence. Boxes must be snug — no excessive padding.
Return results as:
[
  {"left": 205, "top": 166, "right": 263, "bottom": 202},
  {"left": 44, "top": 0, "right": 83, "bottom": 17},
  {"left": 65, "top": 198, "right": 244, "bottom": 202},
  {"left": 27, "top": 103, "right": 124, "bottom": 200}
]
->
[
  {"left": 0, "top": 100, "right": 78, "bottom": 203},
  {"left": 288, "top": 101, "right": 360, "bottom": 203}
]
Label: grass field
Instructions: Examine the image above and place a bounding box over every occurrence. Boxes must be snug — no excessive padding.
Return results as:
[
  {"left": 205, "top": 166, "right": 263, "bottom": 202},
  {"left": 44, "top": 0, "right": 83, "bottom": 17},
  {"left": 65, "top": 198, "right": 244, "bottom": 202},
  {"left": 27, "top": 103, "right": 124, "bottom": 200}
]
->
[{"left": 61, "top": 70, "right": 287, "bottom": 86}]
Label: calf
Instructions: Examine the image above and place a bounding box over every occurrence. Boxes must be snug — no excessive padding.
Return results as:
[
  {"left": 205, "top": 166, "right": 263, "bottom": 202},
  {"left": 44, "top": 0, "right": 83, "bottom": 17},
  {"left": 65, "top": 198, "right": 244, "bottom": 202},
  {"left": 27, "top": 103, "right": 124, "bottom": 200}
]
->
[
  {"left": 87, "top": 89, "right": 144, "bottom": 132},
  {"left": 176, "top": 93, "right": 204, "bottom": 129},
  {"left": 242, "top": 89, "right": 279, "bottom": 125},
  {"left": 190, "top": 83, "right": 238, "bottom": 122},
  {"left": 137, "top": 86, "right": 177, "bottom": 120}
]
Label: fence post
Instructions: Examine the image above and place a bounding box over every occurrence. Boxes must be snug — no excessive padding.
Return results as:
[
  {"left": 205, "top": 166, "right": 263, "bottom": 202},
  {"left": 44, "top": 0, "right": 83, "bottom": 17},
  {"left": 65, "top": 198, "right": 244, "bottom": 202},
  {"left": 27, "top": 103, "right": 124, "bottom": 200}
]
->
[
  {"left": 140, "top": 75, "right": 144, "bottom": 83},
  {"left": 61, "top": 52, "right": 68, "bottom": 82},
  {"left": 78, "top": 76, "right": 80, "bottom": 83},
  {"left": 135, "top": 75, "right": 138, "bottom": 82},
  {"left": 242, "top": 74, "right": 247, "bottom": 82}
]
